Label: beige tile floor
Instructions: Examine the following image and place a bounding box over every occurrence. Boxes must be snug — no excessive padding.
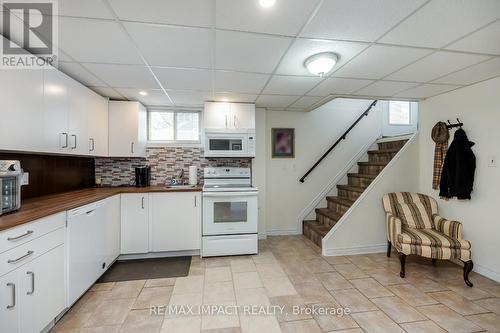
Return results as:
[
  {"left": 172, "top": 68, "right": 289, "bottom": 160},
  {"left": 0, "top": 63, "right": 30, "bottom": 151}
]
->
[{"left": 51, "top": 236, "right": 500, "bottom": 333}]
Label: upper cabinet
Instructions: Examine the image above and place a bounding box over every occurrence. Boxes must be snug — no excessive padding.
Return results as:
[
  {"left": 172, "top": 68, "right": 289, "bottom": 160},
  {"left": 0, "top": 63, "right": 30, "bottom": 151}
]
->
[
  {"left": 204, "top": 102, "right": 255, "bottom": 130},
  {"left": 0, "top": 66, "right": 109, "bottom": 157},
  {"left": 108, "top": 101, "right": 147, "bottom": 158}
]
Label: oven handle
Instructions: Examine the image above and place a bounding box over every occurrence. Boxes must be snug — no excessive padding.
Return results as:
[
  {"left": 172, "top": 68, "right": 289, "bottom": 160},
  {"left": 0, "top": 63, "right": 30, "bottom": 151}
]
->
[{"left": 202, "top": 192, "right": 258, "bottom": 197}]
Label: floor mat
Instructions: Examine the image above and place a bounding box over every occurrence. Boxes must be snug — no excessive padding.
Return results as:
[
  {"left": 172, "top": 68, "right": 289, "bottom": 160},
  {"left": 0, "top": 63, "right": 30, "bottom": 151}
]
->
[{"left": 97, "top": 257, "right": 192, "bottom": 283}]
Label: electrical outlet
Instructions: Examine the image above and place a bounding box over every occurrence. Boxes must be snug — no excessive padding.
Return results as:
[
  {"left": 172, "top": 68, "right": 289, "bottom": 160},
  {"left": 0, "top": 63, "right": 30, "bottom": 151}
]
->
[
  {"left": 21, "top": 172, "right": 29, "bottom": 185},
  {"left": 487, "top": 155, "right": 497, "bottom": 168}
]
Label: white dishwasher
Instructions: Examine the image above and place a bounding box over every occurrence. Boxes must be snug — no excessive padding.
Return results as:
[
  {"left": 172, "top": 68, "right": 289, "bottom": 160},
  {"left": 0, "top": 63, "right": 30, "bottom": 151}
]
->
[{"left": 66, "top": 198, "right": 120, "bottom": 306}]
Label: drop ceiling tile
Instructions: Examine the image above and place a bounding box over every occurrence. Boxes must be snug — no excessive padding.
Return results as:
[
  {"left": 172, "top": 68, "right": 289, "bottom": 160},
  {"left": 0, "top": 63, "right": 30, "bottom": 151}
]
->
[
  {"left": 58, "top": 0, "right": 115, "bottom": 19},
  {"left": 211, "top": 93, "right": 258, "bottom": 103},
  {"left": 255, "top": 95, "right": 301, "bottom": 108},
  {"left": 88, "top": 86, "right": 125, "bottom": 100},
  {"left": 58, "top": 62, "right": 107, "bottom": 87},
  {"left": 446, "top": 20, "right": 500, "bottom": 55},
  {"left": 215, "top": 30, "right": 291, "bottom": 73},
  {"left": 58, "top": 17, "right": 143, "bottom": 64},
  {"left": 216, "top": 0, "right": 319, "bottom": 36},
  {"left": 108, "top": 0, "right": 213, "bottom": 27},
  {"left": 433, "top": 57, "right": 500, "bottom": 85},
  {"left": 84, "top": 63, "right": 159, "bottom": 89},
  {"left": 386, "top": 51, "right": 489, "bottom": 83},
  {"left": 214, "top": 71, "right": 270, "bottom": 94},
  {"left": 124, "top": 22, "right": 212, "bottom": 68},
  {"left": 394, "top": 83, "right": 461, "bottom": 99},
  {"left": 276, "top": 39, "right": 368, "bottom": 76},
  {"left": 115, "top": 88, "right": 174, "bottom": 106},
  {"left": 167, "top": 90, "right": 211, "bottom": 106},
  {"left": 333, "top": 45, "right": 431, "bottom": 79},
  {"left": 302, "top": 0, "right": 427, "bottom": 41},
  {"left": 380, "top": 0, "right": 500, "bottom": 48},
  {"left": 355, "top": 81, "right": 419, "bottom": 97},
  {"left": 152, "top": 67, "right": 212, "bottom": 91},
  {"left": 262, "top": 75, "right": 322, "bottom": 95},
  {"left": 289, "top": 96, "right": 323, "bottom": 109},
  {"left": 308, "top": 77, "right": 374, "bottom": 96}
]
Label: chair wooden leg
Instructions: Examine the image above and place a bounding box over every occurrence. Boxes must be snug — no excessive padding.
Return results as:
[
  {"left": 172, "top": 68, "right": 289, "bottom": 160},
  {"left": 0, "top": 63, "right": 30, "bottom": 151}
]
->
[
  {"left": 463, "top": 260, "right": 474, "bottom": 287},
  {"left": 399, "top": 253, "right": 406, "bottom": 278},
  {"left": 387, "top": 241, "right": 392, "bottom": 258}
]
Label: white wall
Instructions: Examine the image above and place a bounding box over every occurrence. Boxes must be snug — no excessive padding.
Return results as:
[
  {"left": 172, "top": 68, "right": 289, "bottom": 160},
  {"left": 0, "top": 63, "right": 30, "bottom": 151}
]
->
[
  {"left": 264, "top": 98, "right": 383, "bottom": 235},
  {"left": 417, "top": 76, "right": 500, "bottom": 281},
  {"left": 323, "top": 135, "right": 420, "bottom": 255},
  {"left": 381, "top": 101, "right": 419, "bottom": 137},
  {"left": 253, "top": 107, "right": 267, "bottom": 238}
]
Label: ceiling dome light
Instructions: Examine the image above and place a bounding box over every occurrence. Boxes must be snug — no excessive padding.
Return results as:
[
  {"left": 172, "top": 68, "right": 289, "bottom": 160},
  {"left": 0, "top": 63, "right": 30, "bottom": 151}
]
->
[
  {"left": 139, "top": 91, "right": 148, "bottom": 96},
  {"left": 259, "top": 0, "right": 276, "bottom": 8},
  {"left": 304, "top": 52, "right": 338, "bottom": 77}
]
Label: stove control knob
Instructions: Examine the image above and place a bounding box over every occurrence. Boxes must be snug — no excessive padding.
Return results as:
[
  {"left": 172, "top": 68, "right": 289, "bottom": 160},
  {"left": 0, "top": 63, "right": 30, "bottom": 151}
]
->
[{"left": 8, "top": 164, "right": 16, "bottom": 171}]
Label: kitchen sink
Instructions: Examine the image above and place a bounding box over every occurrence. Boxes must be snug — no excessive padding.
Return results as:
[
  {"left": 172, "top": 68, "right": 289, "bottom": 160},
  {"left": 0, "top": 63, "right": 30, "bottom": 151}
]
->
[{"left": 163, "top": 184, "right": 197, "bottom": 189}]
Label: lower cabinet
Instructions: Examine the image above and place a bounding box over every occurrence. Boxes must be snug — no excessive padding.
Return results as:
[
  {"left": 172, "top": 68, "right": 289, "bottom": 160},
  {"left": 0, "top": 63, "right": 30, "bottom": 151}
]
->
[
  {"left": 121, "top": 194, "right": 149, "bottom": 254},
  {"left": 151, "top": 192, "right": 201, "bottom": 252}
]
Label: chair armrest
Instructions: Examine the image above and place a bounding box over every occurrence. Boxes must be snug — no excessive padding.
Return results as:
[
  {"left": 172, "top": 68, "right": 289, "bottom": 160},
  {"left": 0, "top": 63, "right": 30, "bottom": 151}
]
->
[
  {"left": 433, "top": 214, "right": 463, "bottom": 239},
  {"left": 386, "top": 212, "right": 402, "bottom": 244}
]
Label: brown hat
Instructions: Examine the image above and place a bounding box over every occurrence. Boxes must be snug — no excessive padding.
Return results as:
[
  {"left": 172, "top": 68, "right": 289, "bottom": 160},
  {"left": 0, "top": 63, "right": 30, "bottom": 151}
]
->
[{"left": 431, "top": 122, "right": 449, "bottom": 143}]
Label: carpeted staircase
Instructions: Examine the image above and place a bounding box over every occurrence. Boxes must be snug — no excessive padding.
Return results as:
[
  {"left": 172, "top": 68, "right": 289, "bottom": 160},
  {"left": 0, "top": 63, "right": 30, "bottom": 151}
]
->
[{"left": 303, "top": 138, "right": 408, "bottom": 248}]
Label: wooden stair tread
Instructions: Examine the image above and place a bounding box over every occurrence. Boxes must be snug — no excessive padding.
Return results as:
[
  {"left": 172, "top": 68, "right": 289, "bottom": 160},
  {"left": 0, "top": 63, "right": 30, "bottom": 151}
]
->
[
  {"left": 326, "top": 196, "right": 355, "bottom": 206},
  {"left": 315, "top": 208, "right": 343, "bottom": 221},
  {"left": 303, "top": 220, "right": 330, "bottom": 237},
  {"left": 368, "top": 149, "right": 399, "bottom": 154},
  {"left": 347, "top": 173, "right": 377, "bottom": 179},
  {"left": 336, "top": 185, "right": 366, "bottom": 193},
  {"left": 358, "top": 161, "right": 388, "bottom": 166}
]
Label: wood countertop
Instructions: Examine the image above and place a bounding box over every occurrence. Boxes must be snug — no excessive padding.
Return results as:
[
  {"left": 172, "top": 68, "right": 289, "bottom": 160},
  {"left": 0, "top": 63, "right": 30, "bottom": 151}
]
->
[{"left": 0, "top": 186, "right": 203, "bottom": 232}]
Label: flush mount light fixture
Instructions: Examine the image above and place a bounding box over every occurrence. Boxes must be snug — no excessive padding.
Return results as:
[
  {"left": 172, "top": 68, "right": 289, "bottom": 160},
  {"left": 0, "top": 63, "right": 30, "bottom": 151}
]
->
[
  {"left": 304, "top": 52, "right": 338, "bottom": 77},
  {"left": 139, "top": 91, "right": 148, "bottom": 96},
  {"left": 259, "top": 0, "right": 276, "bottom": 8},
  {"left": 220, "top": 98, "right": 229, "bottom": 102}
]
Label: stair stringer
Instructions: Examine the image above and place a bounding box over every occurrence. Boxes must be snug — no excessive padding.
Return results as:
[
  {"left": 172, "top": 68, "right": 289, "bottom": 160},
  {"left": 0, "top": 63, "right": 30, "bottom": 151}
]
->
[{"left": 322, "top": 133, "right": 420, "bottom": 256}]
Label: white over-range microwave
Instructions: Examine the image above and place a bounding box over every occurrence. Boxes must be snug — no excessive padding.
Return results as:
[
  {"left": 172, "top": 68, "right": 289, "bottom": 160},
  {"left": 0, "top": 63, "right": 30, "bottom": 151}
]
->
[{"left": 204, "top": 129, "right": 255, "bottom": 158}]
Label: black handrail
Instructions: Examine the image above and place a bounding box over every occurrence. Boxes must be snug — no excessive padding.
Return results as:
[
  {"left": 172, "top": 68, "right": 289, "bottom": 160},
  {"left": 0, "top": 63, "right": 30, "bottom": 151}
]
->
[{"left": 299, "top": 100, "right": 378, "bottom": 183}]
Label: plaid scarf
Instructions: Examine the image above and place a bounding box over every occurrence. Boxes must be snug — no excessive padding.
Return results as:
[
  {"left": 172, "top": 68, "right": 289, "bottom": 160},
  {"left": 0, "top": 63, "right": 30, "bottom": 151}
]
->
[{"left": 432, "top": 142, "right": 448, "bottom": 190}]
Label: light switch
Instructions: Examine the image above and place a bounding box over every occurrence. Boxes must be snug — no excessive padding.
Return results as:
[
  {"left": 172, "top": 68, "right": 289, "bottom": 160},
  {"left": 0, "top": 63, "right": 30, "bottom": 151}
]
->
[{"left": 487, "top": 155, "right": 497, "bottom": 167}]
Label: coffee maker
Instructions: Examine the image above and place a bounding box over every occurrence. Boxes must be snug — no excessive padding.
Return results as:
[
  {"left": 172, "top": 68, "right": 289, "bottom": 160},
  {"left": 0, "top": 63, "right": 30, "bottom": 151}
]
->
[{"left": 135, "top": 166, "right": 151, "bottom": 187}]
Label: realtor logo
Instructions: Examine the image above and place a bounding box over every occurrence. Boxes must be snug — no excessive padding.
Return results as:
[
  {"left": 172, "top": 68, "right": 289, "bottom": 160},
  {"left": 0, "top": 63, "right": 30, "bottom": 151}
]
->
[{"left": 1, "top": 0, "right": 58, "bottom": 68}]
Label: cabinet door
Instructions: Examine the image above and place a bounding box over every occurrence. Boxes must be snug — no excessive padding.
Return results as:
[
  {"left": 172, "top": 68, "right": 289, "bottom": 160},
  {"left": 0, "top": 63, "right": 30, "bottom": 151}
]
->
[
  {"left": 101, "top": 195, "right": 120, "bottom": 267},
  {"left": 43, "top": 68, "right": 70, "bottom": 154},
  {"left": 87, "top": 92, "right": 109, "bottom": 157},
  {"left": 109, "top": 101, "right": 139, "bottom": 157},
  {"left": 0, "top": 270, "right": 19, "bottom": 333},
  {"left": 121, "top": 194, "right": 149, "bottom": 254},
  {"left": 0, "top": 68, "right": 44, "bottom": 153},
  {"left": 230, "top": 103, "right": 255, "bottom": 129},
  {"left": 204, "top": 102, "right": 231, "bottom": 129},
  {"left": 68, "top": 81, "right": 90, "bottom": 155},
  {"left": 151, "top": 192, "right": 201, "bottom": 252},
  {"left": 19, "top": 245, "right": 65, "bottom": 333}
]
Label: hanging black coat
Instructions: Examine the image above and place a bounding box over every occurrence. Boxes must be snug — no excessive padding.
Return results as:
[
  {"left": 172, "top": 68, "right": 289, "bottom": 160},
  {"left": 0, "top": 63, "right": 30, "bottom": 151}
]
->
[{"left": 439, "top": 128, "right": 476, "bottom": 200}]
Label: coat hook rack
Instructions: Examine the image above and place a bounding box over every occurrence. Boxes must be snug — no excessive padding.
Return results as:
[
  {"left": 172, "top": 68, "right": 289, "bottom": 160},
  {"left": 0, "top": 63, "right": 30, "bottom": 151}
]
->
[{"left": 446, "top": 118, "right": 463, "bottom": 129}]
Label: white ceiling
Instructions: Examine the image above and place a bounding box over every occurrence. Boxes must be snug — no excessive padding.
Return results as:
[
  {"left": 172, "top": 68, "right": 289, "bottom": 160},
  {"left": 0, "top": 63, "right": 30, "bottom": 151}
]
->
[{"left": 2, "top": 0, "right": 500, "bottom": 111}]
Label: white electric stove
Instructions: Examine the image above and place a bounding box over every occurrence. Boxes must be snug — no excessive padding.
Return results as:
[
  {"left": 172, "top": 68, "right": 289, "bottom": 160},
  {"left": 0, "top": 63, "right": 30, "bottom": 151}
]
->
[{"left": 202, "top": 167, "right": 258, "bottom": 257}]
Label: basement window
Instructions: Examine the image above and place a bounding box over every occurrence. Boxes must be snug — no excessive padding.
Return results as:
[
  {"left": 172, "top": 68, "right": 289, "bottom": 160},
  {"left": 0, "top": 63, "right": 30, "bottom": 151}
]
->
[
  {"left": 388, "top": 101, "right": 411, "bottom": 125},
  {"left": 148, "top": 110, "right": 201, "bottom": 144}
]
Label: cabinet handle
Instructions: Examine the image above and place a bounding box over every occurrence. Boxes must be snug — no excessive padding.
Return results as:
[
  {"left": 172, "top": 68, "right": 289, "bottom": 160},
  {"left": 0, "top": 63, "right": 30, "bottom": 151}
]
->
[
  {"left": 141, "top": 197, "right": 145, "bottom": 209},
  {"left": 225, "top": 115, "right": 228, "bottom": 128},
  {"left": 194, "top": 195, "right": 197, "bottom": 207},
  {"left": 89, "top": 138, "right": 95, "bottom": 152},
  {"left": 8, "top": 250, "right": 34, "bottom": 264},
  {"left": 7, "top": 230, "right": 33, "bottom": 241},
  {"left": 26, "top": 271, "right": 34, "bottom": 295},
  {"left": 131, "top": 142, "right": 135, "bottom": 154},
  {"left": 71, "top": 134, "right": 77, "bottom": 149},
  {"left": 61, "top": 133, "right": 68, "bottom": 148},
  {"left": 6, "top": 283, "right": 15, "bottom": 309},
  {"left": 86, "top": 209, "right": 95, "bottom": 216}
]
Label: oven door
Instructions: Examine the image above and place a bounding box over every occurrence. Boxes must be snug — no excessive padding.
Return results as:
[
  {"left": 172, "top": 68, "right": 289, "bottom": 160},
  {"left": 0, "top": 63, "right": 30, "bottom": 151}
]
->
[
  {"left": 204, "top": 133, "right": 249, "bottom": 157},
  {"left": 203, "top": 191, "right": 258, "bottom": 236}
]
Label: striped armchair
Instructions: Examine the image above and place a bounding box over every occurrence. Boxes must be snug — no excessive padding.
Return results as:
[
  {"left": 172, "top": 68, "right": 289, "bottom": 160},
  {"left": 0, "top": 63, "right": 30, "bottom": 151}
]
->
[{"left": 382, "top": 192, "right": 473, "bottom": 287}]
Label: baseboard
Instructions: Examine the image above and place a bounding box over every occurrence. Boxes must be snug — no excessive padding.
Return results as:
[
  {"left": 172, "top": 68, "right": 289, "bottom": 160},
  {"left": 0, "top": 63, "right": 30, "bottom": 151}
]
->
[
  {"left": 322, "top": 243, "right": 387, "bottom": 256},
  {"left": 473, "top": 262, "right": 500, "bottom": 283},
  {"left": 265, "top": 228, "right": 300, "bottom": 236},
  {"left": 258, "top": 233, "right": 267, "bottom": 240},
  {"left": 118, "top": 250, "right": 200, "bottom": 260}
]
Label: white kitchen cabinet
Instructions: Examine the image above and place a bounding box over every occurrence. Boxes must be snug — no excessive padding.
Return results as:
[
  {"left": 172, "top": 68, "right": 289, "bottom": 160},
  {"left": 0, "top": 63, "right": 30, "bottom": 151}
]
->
[
  {"left": 0, "top": 270, "right": 19, "bottom": 333},
  {"left": 19, "top": 245, "right": 65, "bottom": 333},
  {"left": 0, "top": 68, "right": 45, "bottom": 153},
  {"left": 109, "top": 101, "right": 147, "bottom": 157},
  {"left": 204, "top": 102, "right": 255, "bottom": 130},
  {"left": 121, "top": 194, "right": 149, "bottom": 254},
  {"left": 100, "top": 195, "right": 121, "bottom": 266},
  {"left": 86, "top": 90, "right": 109, "bottom": 156},
  {"left": 151, "top": 192, "right": 201, "bottom": 252}
]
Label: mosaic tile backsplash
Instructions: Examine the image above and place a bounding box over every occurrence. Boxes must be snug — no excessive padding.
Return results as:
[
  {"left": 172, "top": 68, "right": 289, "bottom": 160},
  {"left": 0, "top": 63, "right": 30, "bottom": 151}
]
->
[{"left": 95, "top": 146, "right": 251, "bottom": 187}]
